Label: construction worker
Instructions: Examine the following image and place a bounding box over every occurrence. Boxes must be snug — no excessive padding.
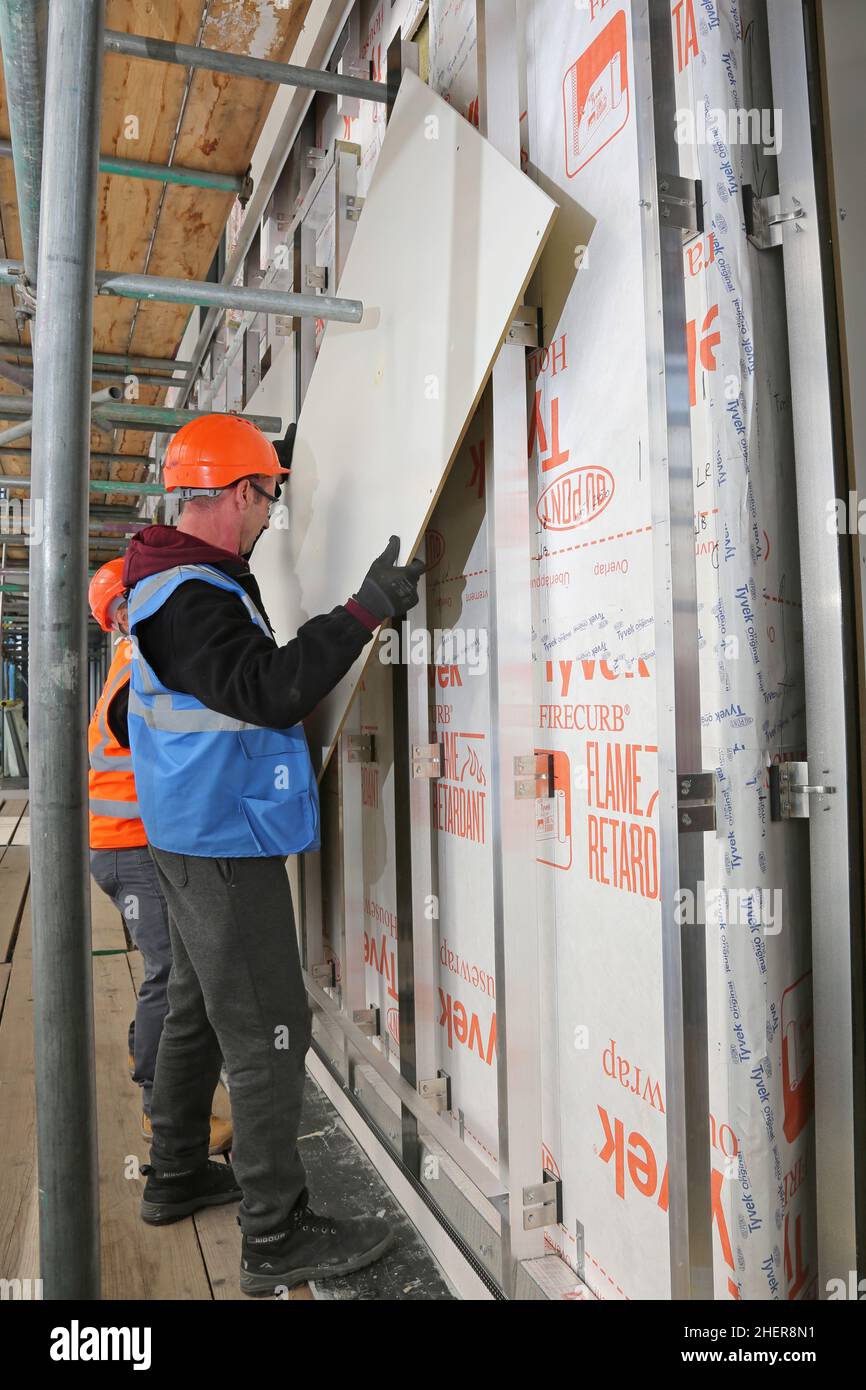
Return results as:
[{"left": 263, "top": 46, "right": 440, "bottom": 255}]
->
[
  {"left": 87, "top": 558, "right": 233, "bottom": 1155},
  {"left": 122, "top": 414, "right": 425, "bottom": 1295}
]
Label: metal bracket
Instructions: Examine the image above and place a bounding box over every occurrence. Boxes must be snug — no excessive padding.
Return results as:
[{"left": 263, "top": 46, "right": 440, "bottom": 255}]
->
[
  {"left": 345, "top": 194, "right": 365, "bottom": 222},
  {"left": 658, "top": 173, "right": 703, "bottom": 234},
  {"left": 305, "top": 264, "right": 328, "bottom": 291},
  {"left": 12, "top": 275, "right": 36, "bottom": 324},
  {"left": 514, "top": 752, "right": 553, "bottom": 800},
  {"left": 306, "top": 146, "right": 328, "bottom": 170},
  {"left": 769, "top": 761, "right": 836, "bottom": 821},
  {"left": 273, "top": 315, "right": 293, "bottom": 338},
  {"left": 353, "top": 1006, "right": 380, "bottom": 1036},
  {"left": 523, "top": 1173, "right": 562, "bottom": 1230},
  {"left": 418, "top": 1073, "right": 450, "bottom": 1113},
  {"left": 743, "top": 187, "right": 806, "bottom": 250},
  {"left": 346, "top": 732, "right": 375, "bottom": 764},
  {"left": 310, "top": 960, "right": 336, "bottom": 989},
  {"left": 506, "top": 304, "right": 541, "bottom": 348},
  {"left": 412, "top": 742, "right": 441, "bottom": 778},
  {"left": 238, "top": 168, "right": 254, "bottom": 209},
  {"left": 677, "top": 771, "right": 716, "bottom": 832}
]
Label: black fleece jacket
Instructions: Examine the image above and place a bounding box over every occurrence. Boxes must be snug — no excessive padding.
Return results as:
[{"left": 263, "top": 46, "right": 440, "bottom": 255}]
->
[{"left": 110, "top": 528, "right": 378, "bottom": 747}]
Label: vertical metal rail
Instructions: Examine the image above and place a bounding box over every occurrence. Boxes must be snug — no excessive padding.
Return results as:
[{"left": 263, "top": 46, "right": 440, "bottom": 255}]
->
[
  {"left": 817, "top": 0, "right": 866, "bottom": 1285},
  {"left": 631, "top": 0, "right": 713, "bottom": 1298},
  {"left": 28, "top": 0, "right": 105, "bottom": 1299},
  {"left": 384, "top": 30, "right": 432, "bottom": 1181},
  {"left": 476, "top": 0, "right": 545, "bottom": 1286},
  {"left": 767, "top": 0, "right": 861, "bottom": 1291},
  {"left": 0, "top": 0, "right": 48, "bottom": 288}
]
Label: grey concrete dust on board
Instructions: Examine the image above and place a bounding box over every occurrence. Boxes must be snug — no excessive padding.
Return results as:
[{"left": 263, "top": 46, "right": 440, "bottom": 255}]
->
[{"left": 298, "top": 1075, "right": 457, "bottom": 1301}]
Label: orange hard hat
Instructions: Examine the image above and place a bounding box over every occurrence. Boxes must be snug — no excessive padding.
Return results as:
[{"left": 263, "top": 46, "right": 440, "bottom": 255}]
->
[
  {"left": 162, "top": 414, "right": 287, "bottom": 494},
  {"left": 88, "top": 558, "right": 127, "bottom": 632}
]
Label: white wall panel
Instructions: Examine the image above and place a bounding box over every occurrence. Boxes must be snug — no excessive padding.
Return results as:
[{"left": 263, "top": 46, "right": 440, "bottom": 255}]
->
[{"left": 252, "top": 68, "right": 556, "bottom": 771}]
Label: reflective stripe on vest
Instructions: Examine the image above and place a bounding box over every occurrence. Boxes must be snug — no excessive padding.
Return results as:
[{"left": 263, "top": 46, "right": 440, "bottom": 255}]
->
[
  {"left": 90, "top": 796, "right": 141, "bottom": 817},
  {"left": 127, "top": 562, "right": 320, "bottom": 859}
]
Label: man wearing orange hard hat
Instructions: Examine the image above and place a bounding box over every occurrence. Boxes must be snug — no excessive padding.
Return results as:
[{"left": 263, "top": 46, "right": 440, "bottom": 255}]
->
[
  {"left": 122, "top": 414, "right": 424, "bottom": 1295},
  {"left": 88, "top": 557, "right": 232, "bottom": 1155}
]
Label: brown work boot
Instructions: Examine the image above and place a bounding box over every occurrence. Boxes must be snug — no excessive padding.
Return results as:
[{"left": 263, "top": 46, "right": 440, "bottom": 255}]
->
[
  {"left": 141, "top": 1111, "right": 232, "bottom": 1155},
  {"left": 208, "top": 1114, "right": 233, "bottom": 1156}
]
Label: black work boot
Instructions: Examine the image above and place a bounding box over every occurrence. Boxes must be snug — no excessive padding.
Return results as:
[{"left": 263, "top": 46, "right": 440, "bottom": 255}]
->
[
  {"left": 239, "top": 1191, "right": 394, "bottom": 1296},
  {"left": 140, "top": 1159, "right": 242, "bottom": 1226}
]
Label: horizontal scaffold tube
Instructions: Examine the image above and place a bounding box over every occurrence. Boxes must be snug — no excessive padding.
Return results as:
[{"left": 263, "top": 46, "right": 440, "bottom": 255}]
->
[
  {"left": 0, "top": 446, "right": 152, "bottom": 465},
  {"left": 104, "top": 27, "right": 388, "bottom": 105},
  {"left": 0, "top": 258, "right": 363, "bottom": 323},
  {"left": 0, "top": 139, "right": 251, "bottom": 197},
  {"left": 0, "top": 395, "right": 281, "bottom": 433},
  {"left": 0, "top": 342, "right": 193, "bottom": 372},
  {"left": 0, "top": 473, "right": 164, "bottom": 494}
]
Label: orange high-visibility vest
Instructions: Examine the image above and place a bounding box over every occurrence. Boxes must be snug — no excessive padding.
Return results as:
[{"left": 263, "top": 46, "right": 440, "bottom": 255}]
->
[{"left": 88, "top": 638, "right": 147, "bottom": 849}]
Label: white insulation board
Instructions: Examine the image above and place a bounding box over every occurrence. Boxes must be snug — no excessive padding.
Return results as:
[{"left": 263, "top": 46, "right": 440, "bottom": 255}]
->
[{"left": 252, "top": 66, "right": 557, "bottom": 770}]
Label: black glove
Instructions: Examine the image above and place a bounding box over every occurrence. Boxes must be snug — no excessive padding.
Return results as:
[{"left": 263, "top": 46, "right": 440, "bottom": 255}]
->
[
  {"left": 273, "top": 421, "right": 296, "bottom": 474},
  {"left": 354, "top": 535, "right": 427, "bottom": 620}
]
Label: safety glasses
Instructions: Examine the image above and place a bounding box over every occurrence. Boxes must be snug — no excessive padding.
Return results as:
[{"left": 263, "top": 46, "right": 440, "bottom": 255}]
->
[{"left": 244, "top": 478, "right": 282, "bottom": 514}]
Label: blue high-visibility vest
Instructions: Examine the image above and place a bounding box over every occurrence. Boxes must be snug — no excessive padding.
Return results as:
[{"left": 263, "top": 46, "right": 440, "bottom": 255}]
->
[{"left": 127, "top": 563, "right": 320, "bottom": 857}]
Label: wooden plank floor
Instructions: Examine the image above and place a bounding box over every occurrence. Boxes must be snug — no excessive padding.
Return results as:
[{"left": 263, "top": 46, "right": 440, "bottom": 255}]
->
[{"left": 0, "top": 865, "right": 313, "bottom": 1300}]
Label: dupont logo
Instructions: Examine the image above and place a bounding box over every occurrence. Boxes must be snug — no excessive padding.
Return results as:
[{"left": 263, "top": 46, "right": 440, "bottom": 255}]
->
[
  {"left": 386, "top": 1006, "right": 400, "bottom": 1045},
  {"left": 425, "top": 529, "right": 445, "bottom": 570},
  {"left": 537, "top": 466, "right": 614, "bottom": 531}
]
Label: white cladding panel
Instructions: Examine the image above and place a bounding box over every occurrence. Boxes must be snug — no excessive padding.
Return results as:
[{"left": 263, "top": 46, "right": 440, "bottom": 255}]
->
[{"left": 253, "top": 68, "right": 556, "bottom": 771}]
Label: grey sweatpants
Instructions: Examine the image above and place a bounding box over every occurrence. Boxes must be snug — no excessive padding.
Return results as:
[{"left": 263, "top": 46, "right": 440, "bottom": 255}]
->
[
  {"left": 90, "top": 846, "right": 171, "bottom": 1115},
  {"left": 147, "top": 846, "right": 311, "bottom": 1237}
]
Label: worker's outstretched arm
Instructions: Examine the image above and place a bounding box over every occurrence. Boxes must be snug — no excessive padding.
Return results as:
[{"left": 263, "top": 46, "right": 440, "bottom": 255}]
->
[{"left": 134, "top": 538, "right": 425, "bottom": 731}]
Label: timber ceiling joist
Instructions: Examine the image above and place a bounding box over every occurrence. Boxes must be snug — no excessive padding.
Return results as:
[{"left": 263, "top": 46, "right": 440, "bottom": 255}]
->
[{"left": 0, "top": 0, "right": 314, "bottom": 573}]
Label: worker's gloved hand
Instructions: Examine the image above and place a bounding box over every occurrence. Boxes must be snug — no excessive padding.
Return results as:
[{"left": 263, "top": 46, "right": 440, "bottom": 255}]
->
[
  {"left": 354, "top": 536, "right": 427, "bottom": 620},
  {"left": 273, "top": 421, "right": 296, "bottom": 474}
]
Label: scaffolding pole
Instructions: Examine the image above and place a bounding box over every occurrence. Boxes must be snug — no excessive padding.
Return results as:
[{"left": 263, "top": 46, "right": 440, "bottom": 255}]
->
[
  {"left": 0, "top": 343, "right": 194, "bottom": 373},
  {"left": 0, "top": 395, "right": 281, "bottom": 433},
  {"left": 0, "top": 474, "right": 165, "bottom": 496},
  {"left": 0, "top": 0, "right": 48, "bottom": 286},
  {"left": 104, "top": 28, "right": 388, "bottom": 104},
  {"left": 0, "top": 258, "right": 363, "bottom": 324},
  {"left": 0, "top": 137, "right": 253, "bottom": 198},
  {"left": 28, "top": 0, "right": 105, "bottom": 1300}
]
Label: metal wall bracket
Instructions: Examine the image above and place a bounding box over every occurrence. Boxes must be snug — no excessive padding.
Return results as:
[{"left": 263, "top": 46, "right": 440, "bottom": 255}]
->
[
  {"left": 769, "top": 761, "right": 837, "bottom": 821},
  {"left": 677, "top": 771, "right": 716, "bottom": 832},
  {"left": 307, "top": 146, "right": 328, "bottom": 170},
  {"left": 744, "top": 187, "right": 806, "bottom": 250},
  {"left": 353, "top": 1006, "right": 380, "bottom": 1036},
  {"left": 506, "top": 304, "right": 541, "bottom": 348},
  {"left": 522, "top": 1174, "right": 562, "bottom": 1230},
  {"left": 418, "top": 1073, "right": 450, "bottom": 1113},
  {"left": 345, "top": 194, "right": 365, "bottom": 222},
  {"left": 514, "top": 752, "right": 553, "bottom": 799},
  {"left": 238, "top": 169, "right": 254, "bottom": 208},
  {"left": 310, "top": 960, "right": 336, "bottom": 989},
  {"left": 305, "top": 263, "right": 328, "bottom": 291},
  {"left": 346, "top": 732, "right": 375, "bottom": 763},
  {"left": 412, "top": 742, "right": 441, "bottom": 778},
  {"left": 658, "top": 173, "right": 703, "bottom": 234}
]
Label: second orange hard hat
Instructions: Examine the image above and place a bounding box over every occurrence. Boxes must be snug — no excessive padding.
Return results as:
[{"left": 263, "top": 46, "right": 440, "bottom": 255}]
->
[{"left": 88, "top": 558, "right": 127, "bottom": 632}]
